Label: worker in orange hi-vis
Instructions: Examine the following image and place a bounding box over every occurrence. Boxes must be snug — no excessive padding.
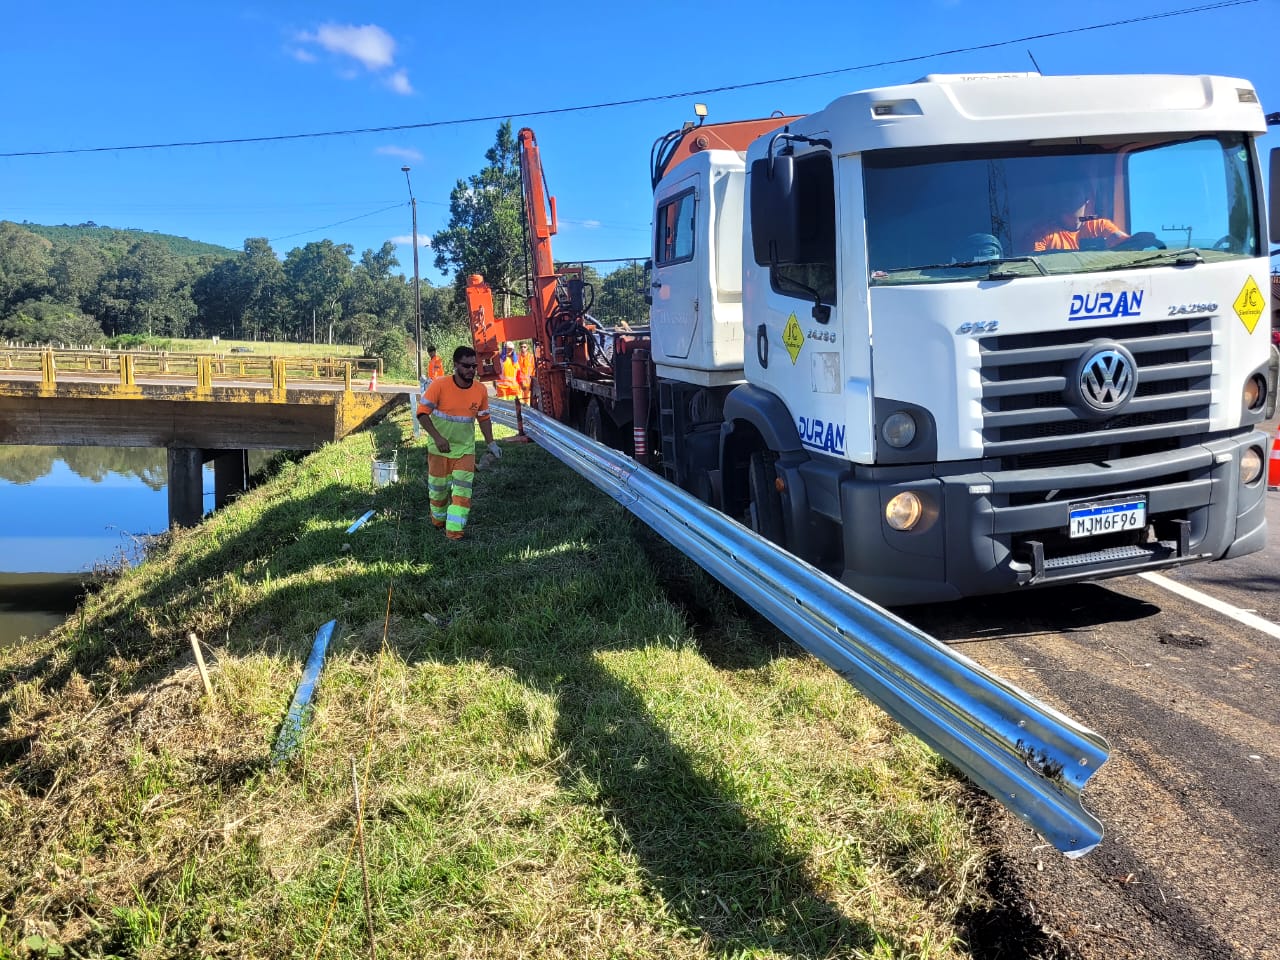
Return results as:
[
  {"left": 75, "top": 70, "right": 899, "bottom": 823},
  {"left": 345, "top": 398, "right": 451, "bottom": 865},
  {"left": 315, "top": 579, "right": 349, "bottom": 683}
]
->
[
  {"left": 1025, "top": 182, "right": 1132, "bottom": 253},
  {"left": 516, "top": 341, "right": 535, "bottom": 404},
  {"left": 416, "top": 345, "right": 500, "bottom": 542},
  {"left": 496, "top": 342, "right": 519, "bottom": 399},
  {"left": 425, "top": 344, "right": 445, "bottom": 382}
]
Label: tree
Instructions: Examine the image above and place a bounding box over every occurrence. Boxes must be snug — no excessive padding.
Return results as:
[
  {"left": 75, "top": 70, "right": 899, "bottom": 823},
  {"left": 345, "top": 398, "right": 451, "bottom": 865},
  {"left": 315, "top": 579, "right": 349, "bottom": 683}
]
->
[
  {"left": 594, "top": 261, "right": 648, "bottom": 327},
  {"left": 191, "top": 257, "right": 242, "bottom": 338},
  {"left": 0, "top": 300, "right": 105, "bottom": 345},
  {"left": 420, "top": 282, "right": 466, "bottom": 342},
  {"left": 90, "top": 238, "right": 194, "bottom": 337},
  {"left": 346, "top": 243, "right": 403, "bottom": 327},
  {"left": 238, "top": 238, "right": 287, "bottom": 340},
  {"left": 430, "top": 121, "right": 527, "bottom": 313},
  {"left": 284, "top": 240, "right": 354, "bottom": 342},
  {"left": 0, "top": 222, "right": 54, "bottom": 316},
  {"left": 49, "top": 243, "right": 107, "bottom": 314}
]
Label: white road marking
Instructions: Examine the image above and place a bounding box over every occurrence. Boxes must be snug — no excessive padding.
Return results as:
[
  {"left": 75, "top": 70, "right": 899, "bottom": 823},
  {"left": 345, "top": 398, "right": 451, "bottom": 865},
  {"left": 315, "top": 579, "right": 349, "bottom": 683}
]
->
[{"left": 1138, "top": 572, "right": 1280, "bottom": 641}]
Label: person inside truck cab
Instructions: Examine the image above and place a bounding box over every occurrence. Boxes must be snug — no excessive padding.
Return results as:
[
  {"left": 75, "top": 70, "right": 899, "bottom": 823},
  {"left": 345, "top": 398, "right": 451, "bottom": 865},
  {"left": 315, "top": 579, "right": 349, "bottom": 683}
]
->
[{"left": 1024, "top": 182, "right": 1129, "bottom": 252}]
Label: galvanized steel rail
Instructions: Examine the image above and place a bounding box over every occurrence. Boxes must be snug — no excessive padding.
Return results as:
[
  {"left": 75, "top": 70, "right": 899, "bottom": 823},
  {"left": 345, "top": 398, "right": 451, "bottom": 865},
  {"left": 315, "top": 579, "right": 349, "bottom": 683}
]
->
[{"left": 490, "top": 401, "right": 1111, "bottom": 857}]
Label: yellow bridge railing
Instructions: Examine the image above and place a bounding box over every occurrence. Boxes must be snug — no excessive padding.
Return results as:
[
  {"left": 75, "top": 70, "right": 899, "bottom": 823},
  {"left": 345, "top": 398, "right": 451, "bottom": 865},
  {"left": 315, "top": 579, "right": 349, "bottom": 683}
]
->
[{"left": 0, "top": 348, "right": 385, "bottom": 391}]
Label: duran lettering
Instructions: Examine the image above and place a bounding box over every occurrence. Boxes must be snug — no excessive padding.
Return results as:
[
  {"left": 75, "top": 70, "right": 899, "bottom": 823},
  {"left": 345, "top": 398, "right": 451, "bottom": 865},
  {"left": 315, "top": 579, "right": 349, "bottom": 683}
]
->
[
  {"left": 1068, "top": 290, "right": 1144, "bottom": 321},
  {"left": 797, "top": 416, "right": 847, "bottom": 455}
]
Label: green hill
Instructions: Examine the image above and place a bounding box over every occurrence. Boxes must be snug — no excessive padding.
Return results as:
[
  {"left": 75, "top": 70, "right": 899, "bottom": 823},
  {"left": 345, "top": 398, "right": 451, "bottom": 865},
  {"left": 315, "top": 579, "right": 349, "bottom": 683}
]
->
[{"left": 17, "top": 221, "right": 238, "bottom": 260}]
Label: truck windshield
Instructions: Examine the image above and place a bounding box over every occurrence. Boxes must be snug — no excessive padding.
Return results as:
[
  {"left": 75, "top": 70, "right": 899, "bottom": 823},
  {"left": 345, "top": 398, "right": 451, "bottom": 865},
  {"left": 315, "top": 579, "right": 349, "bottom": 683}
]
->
[{"left": 864, "top": 133, "right": 1258, "bottom": 286}]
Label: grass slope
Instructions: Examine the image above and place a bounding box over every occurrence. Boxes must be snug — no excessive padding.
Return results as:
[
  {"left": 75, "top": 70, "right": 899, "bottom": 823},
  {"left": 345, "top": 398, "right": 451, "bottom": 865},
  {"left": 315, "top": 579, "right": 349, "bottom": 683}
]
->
[{"left": 0, "top": 408, "right": 1001, "bottom": 959}]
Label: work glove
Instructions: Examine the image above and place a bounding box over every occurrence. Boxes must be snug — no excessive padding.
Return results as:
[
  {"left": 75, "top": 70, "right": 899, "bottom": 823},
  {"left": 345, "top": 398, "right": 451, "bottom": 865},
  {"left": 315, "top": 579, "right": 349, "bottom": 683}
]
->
[{"left": 487, "top": 441, "right": 502, "bottom": 460}]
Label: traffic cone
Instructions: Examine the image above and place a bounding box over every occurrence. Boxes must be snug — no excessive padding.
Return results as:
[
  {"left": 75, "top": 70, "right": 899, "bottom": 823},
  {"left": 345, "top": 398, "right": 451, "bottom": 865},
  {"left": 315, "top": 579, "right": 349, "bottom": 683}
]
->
[
  {"left": 1269, "top": 424, "right": 1280, "bottom": 490},
  {"left": 367, "top": 369, "right": 378, "bottom": 392}
]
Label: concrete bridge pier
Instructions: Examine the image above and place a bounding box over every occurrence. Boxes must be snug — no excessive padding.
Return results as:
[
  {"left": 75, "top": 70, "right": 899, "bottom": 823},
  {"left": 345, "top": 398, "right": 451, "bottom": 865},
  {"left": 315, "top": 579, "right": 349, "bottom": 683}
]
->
[
  {"left": 166, "top": 448, "right": 251, "bottom": 527},
  {"left": 211, "top": 450, "right": 249, "bottom": 509},
  {"left": 167, "top": 447, "right": 205, "bottom": 528}
]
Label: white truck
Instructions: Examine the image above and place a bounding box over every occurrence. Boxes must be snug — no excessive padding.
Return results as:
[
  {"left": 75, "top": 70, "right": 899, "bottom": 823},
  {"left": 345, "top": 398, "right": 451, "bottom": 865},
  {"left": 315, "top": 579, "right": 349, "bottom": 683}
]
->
[{"left": 488, "top": 73, "right": 1276, "bottom": 605}]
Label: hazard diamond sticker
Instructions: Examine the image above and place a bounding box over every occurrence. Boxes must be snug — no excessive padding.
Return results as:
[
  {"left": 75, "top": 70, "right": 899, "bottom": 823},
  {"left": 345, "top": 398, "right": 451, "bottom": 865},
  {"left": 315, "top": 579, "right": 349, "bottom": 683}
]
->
[
  {"left": 1233, "top": 276, "right": 1265, "bottom": 333},
  {"left": 782, "top": 313, "right": 804, "bottom": 364}
]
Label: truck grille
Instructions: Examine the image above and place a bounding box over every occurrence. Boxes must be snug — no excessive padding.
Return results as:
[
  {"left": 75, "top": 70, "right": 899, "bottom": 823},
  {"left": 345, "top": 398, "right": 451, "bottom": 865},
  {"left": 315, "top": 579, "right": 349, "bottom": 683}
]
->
[{"left": 979, "top": 316, "right": 1213, "bottom": 466}]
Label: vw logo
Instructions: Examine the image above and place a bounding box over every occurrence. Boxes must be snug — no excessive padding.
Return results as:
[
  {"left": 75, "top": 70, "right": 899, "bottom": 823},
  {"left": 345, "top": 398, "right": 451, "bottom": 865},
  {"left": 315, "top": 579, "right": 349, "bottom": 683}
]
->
[{"left": 1072, "top": 344, "right": 1136, "bottom": 416}]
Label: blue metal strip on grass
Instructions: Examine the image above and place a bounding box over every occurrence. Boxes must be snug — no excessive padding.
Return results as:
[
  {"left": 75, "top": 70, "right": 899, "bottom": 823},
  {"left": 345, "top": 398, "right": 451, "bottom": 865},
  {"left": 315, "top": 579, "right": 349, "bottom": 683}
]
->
[
  {"left": 271, "top": 619, "right": 338, "bottom": 767},
  {"left": 346, "top": 510, "right": 376, "bottom": 534}
]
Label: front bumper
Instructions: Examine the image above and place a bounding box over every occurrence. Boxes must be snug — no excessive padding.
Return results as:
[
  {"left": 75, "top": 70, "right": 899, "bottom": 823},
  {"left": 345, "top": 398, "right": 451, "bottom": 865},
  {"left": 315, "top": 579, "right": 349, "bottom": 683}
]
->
[{"left": 814, "top": 430, "right": 1269, "bottom": 606}]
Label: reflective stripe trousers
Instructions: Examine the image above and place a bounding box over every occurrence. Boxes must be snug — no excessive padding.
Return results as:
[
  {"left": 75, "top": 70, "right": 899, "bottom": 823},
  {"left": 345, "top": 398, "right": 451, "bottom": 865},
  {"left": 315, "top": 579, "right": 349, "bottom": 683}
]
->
[{"left": 427, "top": 451, "right": 476, "bottom": 538}]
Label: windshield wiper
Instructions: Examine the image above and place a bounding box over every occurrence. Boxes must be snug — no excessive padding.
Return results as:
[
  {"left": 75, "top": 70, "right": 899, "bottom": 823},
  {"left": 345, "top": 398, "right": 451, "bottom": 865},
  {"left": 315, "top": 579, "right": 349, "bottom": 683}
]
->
[
  {"left": 1100, "top": 248, "right": 1204, "bottom": 271},
  {"left": 876, "top": 256, "right": 1048, "bottom": 278}
]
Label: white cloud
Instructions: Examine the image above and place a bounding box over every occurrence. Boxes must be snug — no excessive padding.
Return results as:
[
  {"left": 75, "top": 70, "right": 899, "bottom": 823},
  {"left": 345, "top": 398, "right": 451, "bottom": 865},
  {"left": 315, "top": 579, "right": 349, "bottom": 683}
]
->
[
  {"left": 301, "top": 23, "right": 395, "bottom": 70},
  {"left": 294, "top": 22, "right": 413, "bottom": 93},
  {"left": 386, "top": 69, "right": 413, "bottom": 96},
  {"left": 376, "top": 145, "right": 423, "bottom": 162},
  {"left": 391, "top": 235, "right": 431, "bottom": 248},
  {"left": 581, "top": 219, "right": 602, "bottom": 229}
]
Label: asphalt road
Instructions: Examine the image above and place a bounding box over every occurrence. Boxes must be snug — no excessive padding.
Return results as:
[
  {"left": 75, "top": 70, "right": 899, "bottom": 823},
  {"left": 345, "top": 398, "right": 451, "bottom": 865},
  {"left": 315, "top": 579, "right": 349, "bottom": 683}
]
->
[{"left": 900, "top": 484, "right": 1280, "bottom": 959}]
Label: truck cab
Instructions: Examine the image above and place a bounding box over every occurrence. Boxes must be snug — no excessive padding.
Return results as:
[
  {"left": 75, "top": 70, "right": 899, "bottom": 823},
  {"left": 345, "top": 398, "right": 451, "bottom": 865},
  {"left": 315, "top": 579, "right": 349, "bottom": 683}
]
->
[{"left": 651, "top": 74, "right": 1273, "bottom": 605}]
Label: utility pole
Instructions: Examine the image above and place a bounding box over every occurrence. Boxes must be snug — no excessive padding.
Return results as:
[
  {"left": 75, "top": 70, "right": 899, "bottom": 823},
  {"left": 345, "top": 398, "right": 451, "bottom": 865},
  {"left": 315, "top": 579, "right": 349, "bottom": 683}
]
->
[{"left": 402, "top": 166, "right": 423, "bottom": 382}]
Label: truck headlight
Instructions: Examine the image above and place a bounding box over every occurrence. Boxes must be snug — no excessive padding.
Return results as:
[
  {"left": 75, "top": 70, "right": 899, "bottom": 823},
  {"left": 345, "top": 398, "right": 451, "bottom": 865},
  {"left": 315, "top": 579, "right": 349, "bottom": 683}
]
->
[
  {"left": 1241, "top": 445, "right": 1264, "bottom": 484},
  {"left": 882, "top": 412, "right": 917, "bottom": 448},
  {"left": 885, "top": 492, "right": 924, "bottom": 530},
  {"left": 1244, "top": 374, "right": 1267, "bottom": 412}
]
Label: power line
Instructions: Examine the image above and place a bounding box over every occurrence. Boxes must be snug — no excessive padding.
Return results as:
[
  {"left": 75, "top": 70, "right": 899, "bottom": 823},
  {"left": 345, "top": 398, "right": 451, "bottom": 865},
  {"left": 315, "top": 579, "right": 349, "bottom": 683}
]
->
[
  {"left": 269, "top": 202, "right": 406, "bottom": 243},
  {"left": 0, "top": 0, "right": 1253, "bottom": 160}
]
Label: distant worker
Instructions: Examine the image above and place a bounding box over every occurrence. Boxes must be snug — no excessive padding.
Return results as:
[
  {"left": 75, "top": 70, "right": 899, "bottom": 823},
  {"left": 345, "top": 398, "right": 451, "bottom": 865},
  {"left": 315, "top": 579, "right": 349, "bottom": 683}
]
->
[
  {"left": 416, "top": 345, "right": 501, "bottom": 542},
  {"left": 516, "top": 342, "right": 535, "bottom": 404},
  {"left": 496, "top": 342, "right": 519, "bottom": 400},
  {"left": 426, "top": 345, "right": 445, "bottom": 382},
  {"left": 1026, "top": 183, "right": 1130, "bottom": 252}
]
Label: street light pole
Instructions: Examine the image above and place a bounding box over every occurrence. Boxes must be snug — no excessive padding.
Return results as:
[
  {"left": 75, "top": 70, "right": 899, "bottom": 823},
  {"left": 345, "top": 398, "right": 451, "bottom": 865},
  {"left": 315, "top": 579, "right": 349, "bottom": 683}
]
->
[{"left": 401, "top": 165, "right": 423, "bottom": 382}]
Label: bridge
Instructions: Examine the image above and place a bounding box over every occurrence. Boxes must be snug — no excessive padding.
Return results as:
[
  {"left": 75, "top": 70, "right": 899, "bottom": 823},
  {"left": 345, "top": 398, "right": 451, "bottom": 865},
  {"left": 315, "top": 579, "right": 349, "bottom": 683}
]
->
[{"left": 0, "top": 347, "right": 407, "bottom": 526}]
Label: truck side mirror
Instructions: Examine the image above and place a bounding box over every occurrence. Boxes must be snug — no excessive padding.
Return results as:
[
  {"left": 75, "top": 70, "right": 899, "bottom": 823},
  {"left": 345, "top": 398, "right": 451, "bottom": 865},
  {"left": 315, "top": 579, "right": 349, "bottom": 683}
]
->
[
  {"left": 643, "top": 258, "right": 653, "bottom": 306},
  {"left": 1270, "top": 148, "right": 1280, "bottom": 244},
  {"left": 750, "top": 155, "right": 801, "bottom": 266}
]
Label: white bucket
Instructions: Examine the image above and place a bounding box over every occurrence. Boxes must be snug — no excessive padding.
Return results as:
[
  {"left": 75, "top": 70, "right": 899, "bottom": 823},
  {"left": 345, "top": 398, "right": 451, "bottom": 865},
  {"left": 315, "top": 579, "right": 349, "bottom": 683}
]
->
[{"left": 371, "top": 454, "right": 399, "bottom": 487}]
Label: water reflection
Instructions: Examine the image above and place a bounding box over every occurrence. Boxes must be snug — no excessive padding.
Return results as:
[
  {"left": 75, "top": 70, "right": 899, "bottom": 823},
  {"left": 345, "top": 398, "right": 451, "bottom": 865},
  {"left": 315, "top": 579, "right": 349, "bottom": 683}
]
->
[
  {"left": 1, "top": 446, "right": 176, "bottom": 649},
  {"left": 0, "top": 446, "right": 169, "bottom": 577},
  {"left": 0, "top": 445, "right": 167, "bottom": 489},
  {"left": 0, "top": 573, "right": 88, "bottom": 649}
]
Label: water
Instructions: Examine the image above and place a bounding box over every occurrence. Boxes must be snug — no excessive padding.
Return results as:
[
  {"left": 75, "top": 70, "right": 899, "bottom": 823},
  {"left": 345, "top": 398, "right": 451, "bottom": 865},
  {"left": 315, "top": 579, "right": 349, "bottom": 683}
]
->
[
  {"left": 0, "top": 572, "right": 89, "bottom": 648},
  {"left": 0, "top": 446, "right": 237, "bottom": 649}
]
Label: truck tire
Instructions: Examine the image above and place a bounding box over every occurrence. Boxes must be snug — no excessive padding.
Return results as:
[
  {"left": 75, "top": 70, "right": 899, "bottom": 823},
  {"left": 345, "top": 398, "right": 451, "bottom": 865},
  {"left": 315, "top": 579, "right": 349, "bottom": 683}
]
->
[
  {"left": 584, "top": 398, "right": 615, "bottom": 447},
  {"left": 746, "top": 450, "right": 786, "bottom": 545}
]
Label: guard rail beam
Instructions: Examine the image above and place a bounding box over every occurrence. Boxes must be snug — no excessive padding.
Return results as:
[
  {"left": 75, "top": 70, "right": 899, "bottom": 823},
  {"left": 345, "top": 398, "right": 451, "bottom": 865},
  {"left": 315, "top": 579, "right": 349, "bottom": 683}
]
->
[{"left": 489, "top": 400, "right": 1111, "bottom": 857}]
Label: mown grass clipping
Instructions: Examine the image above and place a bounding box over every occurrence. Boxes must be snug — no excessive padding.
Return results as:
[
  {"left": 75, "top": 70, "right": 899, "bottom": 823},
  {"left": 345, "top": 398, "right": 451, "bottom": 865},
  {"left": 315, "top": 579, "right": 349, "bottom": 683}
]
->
[{"left": 0, "top": 407, "right": 999, "bottom": 959}]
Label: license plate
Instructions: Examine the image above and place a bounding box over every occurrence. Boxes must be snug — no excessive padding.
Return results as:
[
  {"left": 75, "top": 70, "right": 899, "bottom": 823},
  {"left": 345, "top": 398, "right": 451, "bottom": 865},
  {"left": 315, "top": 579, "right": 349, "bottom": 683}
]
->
[{"left": 1068, "top": 497, "right": 1147, "bottom": 539}]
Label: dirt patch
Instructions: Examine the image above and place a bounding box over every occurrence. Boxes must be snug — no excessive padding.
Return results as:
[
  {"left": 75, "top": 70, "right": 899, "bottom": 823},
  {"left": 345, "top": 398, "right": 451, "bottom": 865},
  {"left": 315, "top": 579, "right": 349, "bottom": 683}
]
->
[{"left": 957, "top": 801, "right": 1081, "bottom": 959}]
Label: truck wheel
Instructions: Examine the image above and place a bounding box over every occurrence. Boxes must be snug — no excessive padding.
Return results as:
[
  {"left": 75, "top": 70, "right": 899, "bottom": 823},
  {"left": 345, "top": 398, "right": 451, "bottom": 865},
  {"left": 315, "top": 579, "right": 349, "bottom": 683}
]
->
[
  {"left": 746, "top": 451, "right": 786, "bottom": 545},
  {"left": 584, "top": 398, "right": 614, "bottom": 447}
]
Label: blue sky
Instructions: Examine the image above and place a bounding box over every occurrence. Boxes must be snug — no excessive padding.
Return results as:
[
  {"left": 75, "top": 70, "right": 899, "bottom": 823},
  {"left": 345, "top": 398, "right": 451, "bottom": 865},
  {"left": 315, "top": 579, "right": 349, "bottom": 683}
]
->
[{"left": 3, "top": 0, "right": 1277, "bottom": 287}]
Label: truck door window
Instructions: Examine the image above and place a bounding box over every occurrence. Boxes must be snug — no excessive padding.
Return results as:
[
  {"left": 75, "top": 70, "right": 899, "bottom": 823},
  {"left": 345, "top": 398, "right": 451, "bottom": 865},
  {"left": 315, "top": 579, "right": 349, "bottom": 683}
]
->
[
  {"left": 772, "top": 152, "right": 837, "bottom": 304},
  {"left": 656, "top": 190, "right": 696, "bottom": 265}
]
